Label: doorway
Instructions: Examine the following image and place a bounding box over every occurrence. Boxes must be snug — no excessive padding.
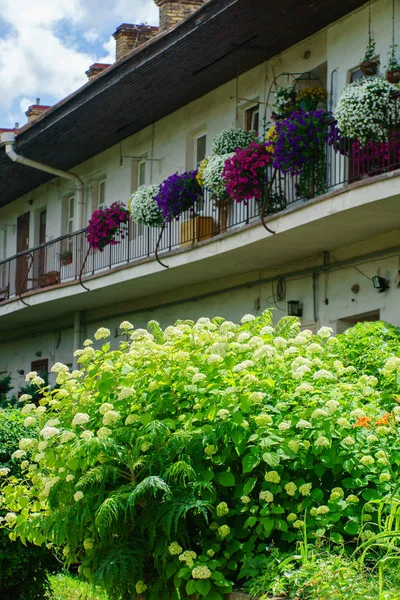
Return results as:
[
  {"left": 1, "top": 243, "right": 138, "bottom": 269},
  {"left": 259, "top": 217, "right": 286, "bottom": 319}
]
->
[
  {"left": 336, "top": 309, "right": 380, "bottom": 334},
  {"left": 16, "top": 212, "right": 30, "bottom": 294}
]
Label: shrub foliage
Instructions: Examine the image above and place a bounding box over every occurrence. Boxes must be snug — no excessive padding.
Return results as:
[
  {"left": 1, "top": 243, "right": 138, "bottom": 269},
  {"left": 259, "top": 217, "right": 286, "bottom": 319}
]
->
[{"left": 1, "top": 315, "right": 400, "bottom": 599}]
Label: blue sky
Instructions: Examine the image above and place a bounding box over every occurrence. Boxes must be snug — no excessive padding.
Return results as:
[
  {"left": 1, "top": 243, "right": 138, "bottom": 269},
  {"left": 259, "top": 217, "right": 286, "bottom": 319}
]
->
[{"left": 0, "top": 0, "right": 159, "bottom": 128}]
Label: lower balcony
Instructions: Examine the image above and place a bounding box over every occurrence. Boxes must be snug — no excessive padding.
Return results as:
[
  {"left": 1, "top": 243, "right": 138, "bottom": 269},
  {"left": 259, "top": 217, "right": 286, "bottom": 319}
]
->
[{"left": 1, "top": 133, "right": 400, "bottom": 310}]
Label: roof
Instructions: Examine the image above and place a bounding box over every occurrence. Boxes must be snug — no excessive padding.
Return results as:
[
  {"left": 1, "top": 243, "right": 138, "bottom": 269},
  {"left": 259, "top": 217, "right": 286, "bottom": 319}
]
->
[{"left": 0, "top": 0, "right": 368, "bottom": 207}]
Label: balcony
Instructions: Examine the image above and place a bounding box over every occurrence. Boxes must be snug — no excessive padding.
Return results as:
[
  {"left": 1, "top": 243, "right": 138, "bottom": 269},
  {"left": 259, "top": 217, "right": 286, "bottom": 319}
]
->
[{"left": 1, "top": 131, "right": 400, "bottom": 308}]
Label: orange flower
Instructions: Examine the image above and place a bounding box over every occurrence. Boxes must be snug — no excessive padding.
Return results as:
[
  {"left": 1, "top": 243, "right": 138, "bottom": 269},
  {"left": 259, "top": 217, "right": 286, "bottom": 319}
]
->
[
  {"left": 354, "top": 416, "right": 372, "bottom": 428},
  {"left": 376, "top": 413, "right": 390, "bottom": 426}
]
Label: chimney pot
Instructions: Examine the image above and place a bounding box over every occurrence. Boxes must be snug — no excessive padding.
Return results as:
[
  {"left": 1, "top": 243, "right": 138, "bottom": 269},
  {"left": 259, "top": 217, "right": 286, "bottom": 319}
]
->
[
  {"left": 85, "top": 63, "right": 111, "bottom": 81},
  {"left": 25, "top": 104, "right": 51, "bottom": 123},
  {"left": 154, "top": 0, "right": 207, "bottom": 31},
  {"left": 113, "top": 23, "right": 159, "bottom": 60},
  {"left": 36, "top": 97, "right": 40, "bottom": 104}
]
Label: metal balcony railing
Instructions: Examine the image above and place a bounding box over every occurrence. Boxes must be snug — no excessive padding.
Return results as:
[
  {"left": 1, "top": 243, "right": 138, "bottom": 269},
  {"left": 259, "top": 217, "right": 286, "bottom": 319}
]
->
[{"left": 1, "top": 130, "right": 399, "bottom": 304}]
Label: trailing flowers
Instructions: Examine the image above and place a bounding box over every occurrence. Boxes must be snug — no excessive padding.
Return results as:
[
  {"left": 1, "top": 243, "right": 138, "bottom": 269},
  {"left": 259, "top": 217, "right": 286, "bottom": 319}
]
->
[
  {"left": 86, "top": 202, "right": 130, "bottom": 251},
  {"left": 223, "top": 141, "right": 273, "bottom": 203},
  {"left": 155, "top": 171, "right": 201, "bottom": 222}
]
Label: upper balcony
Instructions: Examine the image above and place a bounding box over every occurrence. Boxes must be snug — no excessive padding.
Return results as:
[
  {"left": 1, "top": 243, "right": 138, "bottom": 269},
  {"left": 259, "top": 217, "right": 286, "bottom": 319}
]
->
[{"left": 1, "top": 129, "right": 400, "bottom": 331}]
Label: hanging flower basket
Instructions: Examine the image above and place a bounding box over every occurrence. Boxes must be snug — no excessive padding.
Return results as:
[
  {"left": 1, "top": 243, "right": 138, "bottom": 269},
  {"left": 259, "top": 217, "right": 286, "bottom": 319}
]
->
[
  {"left": 386, "top": 68, "right": 400, "bottom": 83},
  {"left": 86, "top": 202, "right": 130, "bottom": 251},
  {"left": 360, "top": 59, "right": 379, "bottom": 76},
  {"left": 155, "top": 171, "right": 201, "bottom": 222}
]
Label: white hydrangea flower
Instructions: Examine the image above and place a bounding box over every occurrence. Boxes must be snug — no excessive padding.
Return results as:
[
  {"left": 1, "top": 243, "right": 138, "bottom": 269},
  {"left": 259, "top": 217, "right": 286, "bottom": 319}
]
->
[
  {"left": 31, "top": 376, "right": 45, "bottom": 386},
  {"left": 313, "top": 370, "right": 335, "bottom": 381},
  {"left": 97, "top": 427, "right": 112, "bottom": 438},
  {"left": 307, "top": 343, "right": 324, "bottom": 354},
  {"left": 72, "top": 413, "right": 90, "bottom": 427},
  {"left": 295, "top": 383, "right": 314, "bottom": 394},
  {"left": 238, "top": 332, "right": 251, "bottom": 343},
  {"left": 94, "top": 327, "right": 111, "bottom": 340},
  {"left": 74, "top": 491, "right": 84, "bottom": 502},
  {"left": 12, "top": 450, "right": 25, "bottom": 459},
  {"left": 233, "top": 360, "right": 254, "bottom": 372},
  {"left": 325, "top": 400, "right": 340, "bottom": 413},
  {"left": 260, "top": 326, "right": 274, "bottom": 335},
  {"left": 25, "top": 371, "right": 37, "bottom": 382},
  {"left": 315, "top": 436, "right": 330, "bottom": 447},
  {"left": 336, "top": 418, "right": 351, "bottom": 428},
  {"left": 279, "top": 421, "right": 291, "bottom": 431},
  {"left": 4, "top": 512, "right": 17, "bottom": 524},
  {"left": 296, "top": 420, "right": 312, "bottom": 429},
  {"left": 217, "top": 409, "right": 229, "bottom": 420},
  {"left": 342, "top": 436, "right": 356, "bottom": 446},
  {"left": 99, "top": 403, "right": 114, "bottom": 415},
  {"left": 253, "top": 345, "right": 276, "bottom": 361},
  {"left": 23, "top": 416, "right": 36, "bottom": 427},
  {"left": 311, "top": 409, "right": 329, "bottom": 419},
  {"left": 0, "top": 467, "right": 10, "bottom": 476},
  {"left": 38, "top": 441, "right": 48, "bottom": 451},
  {"left": 125, "top": 414, "right": 139, "bottom": 425},
  {"left": 83, "top": 339, "right": 93, "bottom": 346},
  {"left": 241, "top": 314, "right": 256, "bottom": 323},
  {"left": 35, "top": 406, "right": 46, "bottom": 416},
  {"left": 285, "top": 482, "right": 297, "bottom": 496},
  {"left": 102, "top": 410, "right": 120, "bottom": 426},
  {"left": 40, "top": 427, "right": 60, "bottom": 440},
  {"left": 119, "top": 321, "right": 134, "bottom": 330},
  {"left": 51, "top": 362, "right": 69, "bottom": 374},
  {"left": 273, "top": 337, "right": 287, "bottom": 348},
  {"left": 317, "top": 326, "right": 333, "bottom": 338},
  {"left": 284, "top": 347, "right": 299, "bottom": 357},
  {"left": 60, "top": 431, "right": 76, "bottom": 444},
  {"left": 208, "top": 354, "right": 224, "bottom": 364},
  {"left": 192, "top": 373, "right": 207, "bottom": 384},
  {"left": 18, "top": 394, "right": 32, "bottom": 403},
  {"left": 249, "top": 392, "right": 266, "bottom": 403},
  {"left": 80, "top": 430, "right": 94, "bottom": 440},
  {"left": 19, "top": 438, "right": 33, "bottom": 450}
]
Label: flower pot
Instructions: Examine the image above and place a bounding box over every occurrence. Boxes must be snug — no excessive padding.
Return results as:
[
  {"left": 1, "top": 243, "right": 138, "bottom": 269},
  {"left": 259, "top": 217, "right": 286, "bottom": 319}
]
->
[
  {"left": 61, "top": 256, "right": 73, "bottom": 266},
  {"left": 386, "top": 69, "right": 400, "bottom": 84},
  {"left": 39, "top": 271, "right": 60, "bottom": 287},
  {"left": 360, "top": 60, "right": 379, "bottom": 76}
]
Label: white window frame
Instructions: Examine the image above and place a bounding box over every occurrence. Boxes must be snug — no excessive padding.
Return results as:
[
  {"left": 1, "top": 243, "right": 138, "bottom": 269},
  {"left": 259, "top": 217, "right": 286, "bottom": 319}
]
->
[
  {"left": 0, "top": 229, "right": 7, "bottom": 260},
  {"left": 98, "top": 179, "right": 106, "bottom": 211},
  {"left": 245, "top": 104, "right": 260, "bottom": 133},
  {"left": 138, "top": 160, "right": 147, "bottom": 188},
  {"left": 194, "top": 132, "right": 207, "bottom": 169}
]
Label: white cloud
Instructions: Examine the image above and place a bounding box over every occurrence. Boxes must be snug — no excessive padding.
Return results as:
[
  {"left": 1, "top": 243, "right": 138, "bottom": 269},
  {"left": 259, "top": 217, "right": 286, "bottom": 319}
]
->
[{"left": 0, "top": 0, "right": 159, "bottom": 127}]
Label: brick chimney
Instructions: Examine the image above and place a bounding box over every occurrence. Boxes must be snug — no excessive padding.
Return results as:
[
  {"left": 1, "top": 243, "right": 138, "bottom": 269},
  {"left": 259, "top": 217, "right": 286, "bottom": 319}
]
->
[
  {"left": 154, "top": 0, "right": 206, "bottom": 31},
  {"left": 25, "top": 99, "right": 51, "bottom": 122},
  {"left": 86, "top": 63, "right": 111, "bottom": 81},
  {"left": 113, "top": 23, "right": 159, "bottom": 60}
]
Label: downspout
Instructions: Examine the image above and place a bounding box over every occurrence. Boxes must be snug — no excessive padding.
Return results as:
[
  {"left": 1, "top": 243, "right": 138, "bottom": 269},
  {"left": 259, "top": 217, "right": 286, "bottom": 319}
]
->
[{"left": 0, "top": 132, "right": 85, "bottom": 229}]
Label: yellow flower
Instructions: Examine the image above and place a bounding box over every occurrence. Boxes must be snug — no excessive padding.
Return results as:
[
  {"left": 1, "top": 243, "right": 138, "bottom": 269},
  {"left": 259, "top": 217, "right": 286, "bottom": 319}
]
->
[{"left": 196, "top": 157, "right": 209, "bottom": 187}]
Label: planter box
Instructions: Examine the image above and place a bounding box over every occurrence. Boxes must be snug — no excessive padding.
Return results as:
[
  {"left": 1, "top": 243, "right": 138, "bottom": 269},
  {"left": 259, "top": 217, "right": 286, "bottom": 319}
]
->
[
  {"left": 180, "top": 216, "right": 215, "bottom": 247},
  {"left": 39, "top": 271, "right": 60, "bottom": 287}
]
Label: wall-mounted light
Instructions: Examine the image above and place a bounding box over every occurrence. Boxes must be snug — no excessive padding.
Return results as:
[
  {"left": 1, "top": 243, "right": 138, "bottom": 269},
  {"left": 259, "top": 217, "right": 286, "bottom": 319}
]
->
[
  {"left": 17, "top": 369, "right": 24, "bottom": 375},
  {"left": 287, "top": 300, "right": 303, "bottom": 317},
  {"left": 372, "top": 276, "right": 389, "bottom": 293},
  {"left": 35, "top": 351, "right": 42, "bottom": 357}
]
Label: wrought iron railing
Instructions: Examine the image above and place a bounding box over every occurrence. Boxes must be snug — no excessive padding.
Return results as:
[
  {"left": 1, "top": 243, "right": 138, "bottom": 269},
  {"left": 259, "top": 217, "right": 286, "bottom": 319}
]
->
[{"left": 1, "top": 131, "right": 400, "bottom": 303}]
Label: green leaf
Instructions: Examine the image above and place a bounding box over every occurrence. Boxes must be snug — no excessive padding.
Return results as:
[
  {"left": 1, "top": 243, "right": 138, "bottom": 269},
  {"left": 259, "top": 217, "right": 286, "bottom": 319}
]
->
[
  {"left": 196, "top": 579, "right": 211, "bottom": 596},
  {"left": 242, "top": 453, "right": 260, "bottom": 474},
  {"left": 344, "top": 519, "right": 360, "bottom": 535},
  {"left": 243, "top": 477, "right": 257, "bottom": 495},
  {"left": 186, "top": 580, "right": 197, "bottom": 595},
  {"left": 215, "top": 472, "right": 235, "bottom": 487},
  {"left": 275, "top": 518, "right": 288, "bottom": 532},
  {"left": 262, "top": 517, "right": 275, "bottom": 536},
  {"left": 362, "top": 489, "right": 380, "bottom": 501},
  {"left": 244, "top": 516, "right": 257, "bottom": 528},
  {"left": 262, "top": 452, "right": 280, "bottom": 467}
]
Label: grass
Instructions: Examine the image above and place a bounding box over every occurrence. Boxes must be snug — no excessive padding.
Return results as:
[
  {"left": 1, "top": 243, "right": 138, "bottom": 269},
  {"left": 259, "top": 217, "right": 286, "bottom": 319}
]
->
[{"left": 49, "top": 573, "right": 108, "bottom": 600}]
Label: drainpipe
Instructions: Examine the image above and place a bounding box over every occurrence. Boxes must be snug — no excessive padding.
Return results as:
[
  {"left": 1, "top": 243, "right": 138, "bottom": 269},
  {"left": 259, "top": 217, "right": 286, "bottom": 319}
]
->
[
  {"left": 73, "top": 311, "right": 83, "bottom": 370},
  {"left": 0, "top": 132, "right": 85, "bottom": 229}
]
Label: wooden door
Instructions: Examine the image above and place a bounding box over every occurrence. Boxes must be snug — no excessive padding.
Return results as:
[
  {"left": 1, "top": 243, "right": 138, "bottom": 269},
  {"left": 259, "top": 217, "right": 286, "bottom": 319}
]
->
[{"left": 16, "top": 212, "right": 30, "bottom": 294}]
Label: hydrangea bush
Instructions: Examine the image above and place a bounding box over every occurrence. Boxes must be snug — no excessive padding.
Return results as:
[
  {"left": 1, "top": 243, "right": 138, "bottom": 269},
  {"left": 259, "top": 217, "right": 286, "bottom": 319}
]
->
[
  {"left": 211, "top": 128, "right": 258, "bottom": 155},
  {"left": 202, "top": 153, "right": 234, "bottom": 203},
  {"left": 155, "top": 171, "right": 201, "bottom": 222},
  {"left": 335, "top": 77, "right": 398, "bottom": 146},
  {"left": 1, "top": 316, "right": 400, "bottom": 600},
  {"left": 128, "top": 185, "right": 164, "bottom": 228}
]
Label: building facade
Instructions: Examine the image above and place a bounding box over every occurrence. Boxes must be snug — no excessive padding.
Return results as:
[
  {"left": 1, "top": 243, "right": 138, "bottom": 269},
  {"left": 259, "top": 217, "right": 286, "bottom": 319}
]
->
[{"left": 0, "top": 0, "right": 400, "bottom": 392}]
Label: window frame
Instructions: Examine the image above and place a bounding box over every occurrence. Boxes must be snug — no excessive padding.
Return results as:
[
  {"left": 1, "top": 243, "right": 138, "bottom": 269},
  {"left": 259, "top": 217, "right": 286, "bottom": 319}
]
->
[
  {"left": 194, "top": 132, "right": 207, "bottom": 169},
  {"left": 245, "top": 104, "right": 260, "bottom": 133}
]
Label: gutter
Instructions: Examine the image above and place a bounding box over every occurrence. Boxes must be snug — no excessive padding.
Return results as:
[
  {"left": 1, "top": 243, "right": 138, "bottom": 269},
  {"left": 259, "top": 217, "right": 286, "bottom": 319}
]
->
[{"left": 0, "top": 132, "right": 85, "bottom": 229}]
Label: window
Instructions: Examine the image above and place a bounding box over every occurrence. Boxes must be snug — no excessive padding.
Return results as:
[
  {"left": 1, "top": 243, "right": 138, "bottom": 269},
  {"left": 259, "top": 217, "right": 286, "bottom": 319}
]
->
[
  {"left": 245, "top": 105, "right": 260, "bottom": 133},
  {"left": 349, "top": 67, "right": 363, "bottom": 83},
  {"left": 138, "top": 160, "right": 147, "bottom": 188},
  {"left": 0, "top": 230, "right": 7, "bottom": 260},
  {"left": 195, "top": 133, "right": 207, "bottom": 168},
  {"left": 98, "top": 180, "right": 106, "bottom": 211},
  {"left": 67, "top": 195, "right": 75, "bottom": 234}
]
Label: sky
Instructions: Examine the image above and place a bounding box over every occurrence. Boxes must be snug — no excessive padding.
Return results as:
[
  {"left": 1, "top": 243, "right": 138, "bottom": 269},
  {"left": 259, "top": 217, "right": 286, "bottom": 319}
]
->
[{"left": 0, "top": 0, "right": 159, "bottom": 129}]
